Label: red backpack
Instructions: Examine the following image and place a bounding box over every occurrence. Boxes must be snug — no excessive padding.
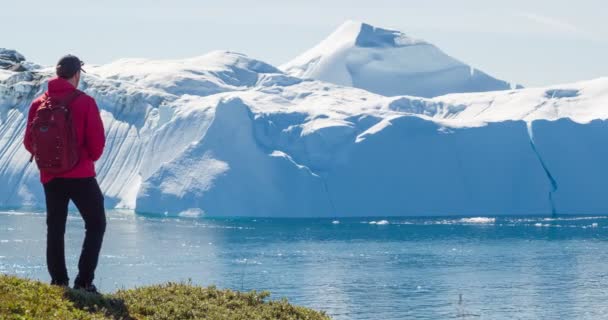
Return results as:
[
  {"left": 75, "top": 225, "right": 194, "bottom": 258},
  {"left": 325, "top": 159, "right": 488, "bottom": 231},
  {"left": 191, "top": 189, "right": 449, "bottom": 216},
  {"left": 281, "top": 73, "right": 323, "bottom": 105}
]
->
[{"left": 29, "top": 90, "right": 83, "bottom": 174}]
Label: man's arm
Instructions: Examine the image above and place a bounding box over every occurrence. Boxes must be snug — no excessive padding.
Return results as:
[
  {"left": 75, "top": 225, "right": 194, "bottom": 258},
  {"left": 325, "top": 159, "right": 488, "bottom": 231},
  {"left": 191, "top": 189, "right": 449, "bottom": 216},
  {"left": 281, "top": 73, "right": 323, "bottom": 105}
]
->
[{"left": 85, "top": 98, "right": 105, "bottom": 161}]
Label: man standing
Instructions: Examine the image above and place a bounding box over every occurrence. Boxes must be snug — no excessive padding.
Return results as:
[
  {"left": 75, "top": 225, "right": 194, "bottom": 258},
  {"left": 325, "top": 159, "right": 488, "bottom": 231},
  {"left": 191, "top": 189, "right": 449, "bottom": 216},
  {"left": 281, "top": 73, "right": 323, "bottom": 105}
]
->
[{"left": 24, "top": 54, "right": 106, "bottom": 293}]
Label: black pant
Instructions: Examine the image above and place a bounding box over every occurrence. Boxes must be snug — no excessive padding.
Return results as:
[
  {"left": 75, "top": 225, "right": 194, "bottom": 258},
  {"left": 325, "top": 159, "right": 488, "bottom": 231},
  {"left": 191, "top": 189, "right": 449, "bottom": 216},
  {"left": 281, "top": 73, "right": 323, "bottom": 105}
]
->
[{"left": 43, "top": 177, "right": 106, "bottom": 286}]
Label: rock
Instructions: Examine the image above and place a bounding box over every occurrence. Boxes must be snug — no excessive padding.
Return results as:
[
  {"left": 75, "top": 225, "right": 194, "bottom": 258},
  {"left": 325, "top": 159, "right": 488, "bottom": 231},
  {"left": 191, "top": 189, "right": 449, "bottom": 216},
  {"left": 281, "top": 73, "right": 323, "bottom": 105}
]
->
[{"left": 0, "top": 48, "right": 27, "bottom": 71}]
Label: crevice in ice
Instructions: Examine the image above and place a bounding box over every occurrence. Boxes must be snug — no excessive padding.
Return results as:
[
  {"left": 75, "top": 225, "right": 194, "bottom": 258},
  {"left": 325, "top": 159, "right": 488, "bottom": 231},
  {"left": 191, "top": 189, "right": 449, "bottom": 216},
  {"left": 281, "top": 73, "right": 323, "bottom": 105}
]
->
[
  {"left": 321, "top": 175, "right": 337, "bottom": 216},
  {"left": 527, "top": 122, "right": 558, "bottom": 216}
]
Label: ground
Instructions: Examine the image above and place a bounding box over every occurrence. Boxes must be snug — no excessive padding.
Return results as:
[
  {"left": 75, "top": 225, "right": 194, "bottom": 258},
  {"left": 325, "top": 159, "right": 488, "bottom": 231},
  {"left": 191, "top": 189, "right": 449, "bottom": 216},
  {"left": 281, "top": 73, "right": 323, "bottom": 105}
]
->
[{"left": 0, "top": 275, "right": 329, "bottom": 320}]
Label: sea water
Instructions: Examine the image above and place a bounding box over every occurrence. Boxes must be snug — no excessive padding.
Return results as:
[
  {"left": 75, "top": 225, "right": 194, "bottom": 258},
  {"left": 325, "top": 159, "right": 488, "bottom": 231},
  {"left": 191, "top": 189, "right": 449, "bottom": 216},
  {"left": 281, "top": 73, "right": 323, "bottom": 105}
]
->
[{"left": 1, "top": 210, "right": 608, "bottom": 320}]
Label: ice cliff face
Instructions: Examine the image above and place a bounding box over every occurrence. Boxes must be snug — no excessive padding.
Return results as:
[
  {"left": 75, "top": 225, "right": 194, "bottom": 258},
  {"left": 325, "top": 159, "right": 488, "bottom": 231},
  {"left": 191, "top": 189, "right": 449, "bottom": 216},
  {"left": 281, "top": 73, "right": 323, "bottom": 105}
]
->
[
  {"left": 281, "top": 21, "right": 517, "bottom": 97},
  {"left": 0, "top": 28, "right": 606, "bottom": 217}
]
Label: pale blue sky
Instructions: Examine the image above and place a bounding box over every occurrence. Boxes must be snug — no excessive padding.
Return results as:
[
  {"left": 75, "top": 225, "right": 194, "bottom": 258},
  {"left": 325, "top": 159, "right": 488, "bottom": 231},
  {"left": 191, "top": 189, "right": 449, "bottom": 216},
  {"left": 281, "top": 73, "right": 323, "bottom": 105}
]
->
[{"left": 2, "top": 0, "right": 606, "bottom": 86}]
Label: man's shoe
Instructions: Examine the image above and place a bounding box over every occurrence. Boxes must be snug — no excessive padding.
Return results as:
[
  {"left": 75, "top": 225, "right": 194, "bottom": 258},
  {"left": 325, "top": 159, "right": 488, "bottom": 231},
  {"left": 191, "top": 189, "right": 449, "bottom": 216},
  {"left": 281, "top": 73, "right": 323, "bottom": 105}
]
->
[
  {"left": 73, "top": 283, "right": 99, "bottom": 294},
  {"left": 50, "top": 279, "right": 69, "bottom": 288}
]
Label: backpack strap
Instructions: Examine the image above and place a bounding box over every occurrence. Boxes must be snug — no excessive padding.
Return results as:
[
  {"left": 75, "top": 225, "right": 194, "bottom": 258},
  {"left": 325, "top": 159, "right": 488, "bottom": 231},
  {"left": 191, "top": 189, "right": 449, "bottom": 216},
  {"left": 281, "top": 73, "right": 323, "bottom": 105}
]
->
[
  {"left": 39, "top": 93, "right": 51, "bottom": 107},
  {"left": 57, "top": 90, "right": 83, "bottom": 107}
]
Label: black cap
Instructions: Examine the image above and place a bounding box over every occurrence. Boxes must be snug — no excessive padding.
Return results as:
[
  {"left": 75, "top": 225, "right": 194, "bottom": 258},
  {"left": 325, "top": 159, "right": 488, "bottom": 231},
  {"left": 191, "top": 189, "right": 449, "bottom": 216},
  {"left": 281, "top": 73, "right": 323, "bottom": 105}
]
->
[{"left": 56, "top": 54, "right": 86, "bottom": 79}]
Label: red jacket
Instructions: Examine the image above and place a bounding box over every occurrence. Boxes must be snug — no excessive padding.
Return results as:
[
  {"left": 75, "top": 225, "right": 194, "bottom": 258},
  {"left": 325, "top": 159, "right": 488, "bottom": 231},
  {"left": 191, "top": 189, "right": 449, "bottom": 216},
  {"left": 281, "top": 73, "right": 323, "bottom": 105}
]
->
[{"left": 24, "top": 77, "right": 105, "bottom": 184}]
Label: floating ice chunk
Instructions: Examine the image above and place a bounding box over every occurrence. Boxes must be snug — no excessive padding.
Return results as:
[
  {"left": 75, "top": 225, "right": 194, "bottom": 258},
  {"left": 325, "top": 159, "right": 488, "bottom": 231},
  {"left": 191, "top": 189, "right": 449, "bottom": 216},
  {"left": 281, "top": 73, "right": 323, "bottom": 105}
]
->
[
  {"left": 543, "top": 216, "right": 607, "bottom": 221},
  {"left": 459, "top": 217, "right": 495, "bottom": 224},
  {"left": 368, "top": 220, "right": 390, "bottom": 225},
  {"left": 178, "top": 208, "right": 204, "bottom": 218},
  {"left": 0, "top": 211, "right": 27, "bottom": 216},
  {"left": 235, "top": 258, "right": 248, "bottom": 264},
  {"left": 534, "top": 223, "right": 555, "bottom": 227},
  {"left": 102, "top": 255, "right": 124, "bottom": 259}
]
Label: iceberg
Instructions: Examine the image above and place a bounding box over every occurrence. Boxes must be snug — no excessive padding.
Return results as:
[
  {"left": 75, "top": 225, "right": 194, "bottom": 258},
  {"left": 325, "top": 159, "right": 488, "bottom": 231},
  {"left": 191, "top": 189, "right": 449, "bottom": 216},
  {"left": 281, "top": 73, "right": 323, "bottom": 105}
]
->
[{"left": 0, "top": 24, "right": 606, "bottom": 217}]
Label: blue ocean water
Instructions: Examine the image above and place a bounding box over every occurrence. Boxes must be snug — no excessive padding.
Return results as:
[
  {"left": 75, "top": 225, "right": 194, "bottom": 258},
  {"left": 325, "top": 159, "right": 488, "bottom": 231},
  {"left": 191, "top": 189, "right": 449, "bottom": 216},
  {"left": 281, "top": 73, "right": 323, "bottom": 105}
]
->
[{"left": 1, "top": 210, "right": 608, "bottom": 320}]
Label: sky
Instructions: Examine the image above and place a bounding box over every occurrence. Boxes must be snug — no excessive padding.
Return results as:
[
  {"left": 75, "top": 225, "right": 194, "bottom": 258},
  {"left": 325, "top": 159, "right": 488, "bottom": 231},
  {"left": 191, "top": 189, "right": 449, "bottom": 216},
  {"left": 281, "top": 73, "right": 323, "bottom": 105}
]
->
[{"left": 2, "top": 0, "right": 606, "bottom": 87}]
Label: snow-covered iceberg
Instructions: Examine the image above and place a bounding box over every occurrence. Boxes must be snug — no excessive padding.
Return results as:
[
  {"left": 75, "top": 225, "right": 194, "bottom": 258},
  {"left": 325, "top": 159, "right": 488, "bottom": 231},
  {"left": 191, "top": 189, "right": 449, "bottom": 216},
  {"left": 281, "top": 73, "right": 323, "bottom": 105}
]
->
[
  {"left": 281, "top": 20, "right": 517, "bottom": 97},
  {"left": 0, "top": 32, "right": 606, "bottom": 217}
]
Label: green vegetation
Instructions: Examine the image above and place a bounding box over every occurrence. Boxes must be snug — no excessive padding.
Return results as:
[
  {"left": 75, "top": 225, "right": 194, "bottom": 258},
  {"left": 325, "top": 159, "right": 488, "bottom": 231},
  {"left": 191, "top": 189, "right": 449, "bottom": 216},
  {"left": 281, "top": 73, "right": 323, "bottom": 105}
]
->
[{"left": 0, "top": 275, "right": 330, "bottom": 320}]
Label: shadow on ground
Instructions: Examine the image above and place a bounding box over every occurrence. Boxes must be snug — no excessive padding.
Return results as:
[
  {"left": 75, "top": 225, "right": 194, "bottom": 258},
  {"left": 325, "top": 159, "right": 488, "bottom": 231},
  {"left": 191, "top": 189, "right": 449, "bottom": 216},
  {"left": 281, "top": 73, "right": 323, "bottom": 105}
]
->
[{"left": 64, "top": 289, "right": 133, "bottom": 320}]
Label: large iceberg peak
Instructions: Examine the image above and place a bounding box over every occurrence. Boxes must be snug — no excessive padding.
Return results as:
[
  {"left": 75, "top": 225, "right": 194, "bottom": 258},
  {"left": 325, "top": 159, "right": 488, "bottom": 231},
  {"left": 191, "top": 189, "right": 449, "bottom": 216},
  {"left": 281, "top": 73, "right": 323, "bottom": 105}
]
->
[
  {"left": 281, "top": 20, "right": 514, "bottom": 97},
  {"left": 334, "top": 20, "right": 427, "bottom": 48}
]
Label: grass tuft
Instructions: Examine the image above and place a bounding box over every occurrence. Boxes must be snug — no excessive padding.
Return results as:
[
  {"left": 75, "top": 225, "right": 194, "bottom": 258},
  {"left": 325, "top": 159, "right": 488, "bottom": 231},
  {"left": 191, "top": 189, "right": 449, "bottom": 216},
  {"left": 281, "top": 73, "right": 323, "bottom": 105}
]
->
[{"left": 0, "top": 275, "right": 330, "bottom": 320}]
